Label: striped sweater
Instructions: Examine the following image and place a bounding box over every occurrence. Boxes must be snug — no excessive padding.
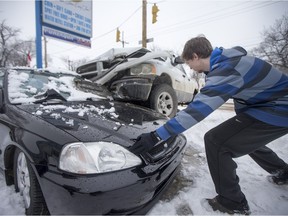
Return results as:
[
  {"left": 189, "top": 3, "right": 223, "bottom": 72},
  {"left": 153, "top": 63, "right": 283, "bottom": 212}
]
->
[{"left": 156, "top": 46, "right": 288, "bottom": 141}]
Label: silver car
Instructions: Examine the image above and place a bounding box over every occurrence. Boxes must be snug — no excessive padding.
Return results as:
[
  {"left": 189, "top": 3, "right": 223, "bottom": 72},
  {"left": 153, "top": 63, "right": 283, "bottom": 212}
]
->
[{"left": 76, "top": 47, "right": 198, "bottom": 117}]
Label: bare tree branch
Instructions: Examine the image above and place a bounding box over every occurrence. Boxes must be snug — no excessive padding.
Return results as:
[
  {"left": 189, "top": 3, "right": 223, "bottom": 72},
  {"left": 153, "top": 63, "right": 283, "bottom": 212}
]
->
[
  {"left": 250, "top": 13, "right": 288, "bottom": 74},
  {"left": 0, "top": 20, "right": 35, "bottom": 67}
]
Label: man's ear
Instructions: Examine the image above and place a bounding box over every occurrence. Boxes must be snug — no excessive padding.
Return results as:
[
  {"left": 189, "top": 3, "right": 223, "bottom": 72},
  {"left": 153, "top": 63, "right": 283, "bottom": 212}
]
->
[{"left": 192, "top": 53, "right": 199, "bottom": 59}]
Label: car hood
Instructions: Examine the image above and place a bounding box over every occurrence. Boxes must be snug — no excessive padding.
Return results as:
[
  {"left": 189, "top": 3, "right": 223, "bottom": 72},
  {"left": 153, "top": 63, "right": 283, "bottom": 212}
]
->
[{"left": 16, "top": 100, "right": 167, "bottom": 147}]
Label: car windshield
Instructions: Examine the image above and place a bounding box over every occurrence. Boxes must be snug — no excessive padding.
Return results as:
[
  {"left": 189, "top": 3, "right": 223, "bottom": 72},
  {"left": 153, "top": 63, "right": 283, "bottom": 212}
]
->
[{"left": 7, "top": 69, "right": 104, "bottom": 104}]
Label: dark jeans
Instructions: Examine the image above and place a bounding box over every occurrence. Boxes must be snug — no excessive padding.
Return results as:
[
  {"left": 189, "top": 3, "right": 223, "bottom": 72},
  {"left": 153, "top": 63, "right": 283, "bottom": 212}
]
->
[{"left": 204, "top": 113, "right": 288, "bottom": 205}]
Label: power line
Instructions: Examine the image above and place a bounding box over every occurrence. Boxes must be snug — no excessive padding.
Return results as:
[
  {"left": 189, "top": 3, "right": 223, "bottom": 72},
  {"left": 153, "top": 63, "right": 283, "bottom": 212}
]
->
[
  {"left": 48, "top": 1, "right": 170, "bottom": 56},
  {"left": 148, "top": 1, "right": 281, "bottom": 39},
  {"left": 147, "top": 1, "right": 250, "bottom": 35},
  {"left": 122, "top": 1, "right": 282, "bottom": 49},
  {"left": 49, "top": 1, "right": 283, "bottom": 56},
  {"left": 49, "top": 1, "right": 168, "bottom": 55},
  {"left": 122, "top": 1, "right": 279, "bottom": 41},
  {"left": 117, "top": 5, "right": 142, "bottom": 29}
]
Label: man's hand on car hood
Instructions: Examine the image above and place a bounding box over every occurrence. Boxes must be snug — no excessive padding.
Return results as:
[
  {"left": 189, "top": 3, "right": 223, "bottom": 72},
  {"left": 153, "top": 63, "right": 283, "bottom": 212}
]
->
[{"left": 130, "top": 131, "right": 162, "bottom": 155}]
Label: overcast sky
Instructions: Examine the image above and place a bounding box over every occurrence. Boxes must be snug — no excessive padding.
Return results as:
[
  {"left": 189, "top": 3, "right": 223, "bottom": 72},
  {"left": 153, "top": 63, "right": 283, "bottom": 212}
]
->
[{"left": 0, "top": 0, "right": 287, "bottom": 68}]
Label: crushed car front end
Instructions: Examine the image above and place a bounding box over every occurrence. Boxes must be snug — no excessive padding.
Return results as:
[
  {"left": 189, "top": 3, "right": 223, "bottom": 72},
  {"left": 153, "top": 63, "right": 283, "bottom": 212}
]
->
[{"left": 40, "top": 134, "right": 186, "bottom": 215}]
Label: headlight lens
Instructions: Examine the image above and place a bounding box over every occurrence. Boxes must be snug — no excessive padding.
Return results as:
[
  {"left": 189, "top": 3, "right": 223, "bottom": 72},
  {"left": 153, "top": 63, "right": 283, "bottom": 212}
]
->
[
  {"left": 59, "top": 142, "right": 142, "bottom": 174},
  {"left": 130, "top": 64, "right": 156, "bottom": 75}
]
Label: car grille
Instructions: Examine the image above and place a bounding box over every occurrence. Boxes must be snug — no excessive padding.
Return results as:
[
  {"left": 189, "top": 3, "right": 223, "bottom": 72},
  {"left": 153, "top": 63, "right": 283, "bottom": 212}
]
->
[{"left": 144, "top": 135, "right": 186, "bottom": 163}]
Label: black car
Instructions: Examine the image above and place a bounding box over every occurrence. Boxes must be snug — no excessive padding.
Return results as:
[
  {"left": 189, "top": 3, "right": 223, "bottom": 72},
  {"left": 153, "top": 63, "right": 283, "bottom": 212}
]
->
[{"left": 0, "top": 68, "right": 186, "bottom": 215}]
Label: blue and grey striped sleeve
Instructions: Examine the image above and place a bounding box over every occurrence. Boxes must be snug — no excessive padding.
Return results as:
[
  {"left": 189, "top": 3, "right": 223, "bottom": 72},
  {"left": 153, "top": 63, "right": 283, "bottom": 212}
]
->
[{"left": 156, "top": 67, "right": 244, "bottom": 140}]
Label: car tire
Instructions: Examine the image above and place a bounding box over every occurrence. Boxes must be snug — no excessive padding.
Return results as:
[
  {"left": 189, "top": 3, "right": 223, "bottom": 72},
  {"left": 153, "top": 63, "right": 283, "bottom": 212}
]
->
[
  {"left": 13, "top": 148, "right": 49, "bottom": 215},
  {"left": 149, "top": 84, "right": 178, "bottom": 118}
]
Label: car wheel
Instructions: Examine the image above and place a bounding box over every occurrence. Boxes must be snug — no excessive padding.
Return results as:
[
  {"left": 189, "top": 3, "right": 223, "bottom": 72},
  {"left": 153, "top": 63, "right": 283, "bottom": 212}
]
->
[
  {"left": 149, "top": 84, "right": 178, "bottom": 118},
  {"left": 14, "top": 148, "right": 49, "bottom": 215}
]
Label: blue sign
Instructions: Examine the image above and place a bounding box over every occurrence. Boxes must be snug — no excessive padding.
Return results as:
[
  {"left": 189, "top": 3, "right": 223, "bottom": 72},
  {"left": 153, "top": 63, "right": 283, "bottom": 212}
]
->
[
  {"left": 42, "top": 0, "right": 92, "bottom": 38},
  {"left": 35, "top": 0, "right": 93, "bottom": 68}
]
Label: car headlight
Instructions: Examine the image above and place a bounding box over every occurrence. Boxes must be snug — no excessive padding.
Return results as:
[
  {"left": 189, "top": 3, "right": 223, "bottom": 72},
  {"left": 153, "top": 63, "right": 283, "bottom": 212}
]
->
[
  {"left": 59, "top": 142, "right": 142, "bottom": 174},
  {"left": 130, "top": 64, "right": 156, "bottom": 75}
]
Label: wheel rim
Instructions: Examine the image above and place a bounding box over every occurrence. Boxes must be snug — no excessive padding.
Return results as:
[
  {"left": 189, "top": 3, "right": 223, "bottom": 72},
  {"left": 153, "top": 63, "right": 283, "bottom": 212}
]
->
[
  {"left": 157, "top": 92, "right": 173, "bottom": 116},
  {"left": 17, "top": 152, "right": 31, "bottom": 208}
]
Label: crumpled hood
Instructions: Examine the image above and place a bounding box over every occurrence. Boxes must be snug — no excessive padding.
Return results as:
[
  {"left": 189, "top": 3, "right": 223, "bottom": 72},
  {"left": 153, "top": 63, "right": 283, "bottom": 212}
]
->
[
  {"left": 210, "top": 46, "right": 247, "bottom": 70},
  {"left": 16, "top": 100, "right": 167, "bottom": 147}
]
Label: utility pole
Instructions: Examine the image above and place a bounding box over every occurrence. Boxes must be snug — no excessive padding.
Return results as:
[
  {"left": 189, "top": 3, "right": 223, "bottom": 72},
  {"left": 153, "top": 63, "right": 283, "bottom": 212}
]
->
[
  {"left": 121, "top": 31, "right": 129, "bottom": 48},
  {"left": 142, "top": 0, "right": 147, "bottom": 48}
]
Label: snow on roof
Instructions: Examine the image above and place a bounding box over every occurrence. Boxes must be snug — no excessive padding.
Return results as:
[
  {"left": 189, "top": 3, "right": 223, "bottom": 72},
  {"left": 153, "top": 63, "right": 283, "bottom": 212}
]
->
[{"left": 85, "top": 47, "right": 151, "bottom": 64}]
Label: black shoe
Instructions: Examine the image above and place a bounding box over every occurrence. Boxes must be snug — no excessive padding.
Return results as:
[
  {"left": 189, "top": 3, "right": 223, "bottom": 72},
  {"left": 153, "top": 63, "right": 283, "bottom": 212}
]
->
[
  {"left": 207, "top": 196, "right": 251, "bottom": 215},
  {"left": 269, "top": 168, "right": 288, "bottom": 185}
]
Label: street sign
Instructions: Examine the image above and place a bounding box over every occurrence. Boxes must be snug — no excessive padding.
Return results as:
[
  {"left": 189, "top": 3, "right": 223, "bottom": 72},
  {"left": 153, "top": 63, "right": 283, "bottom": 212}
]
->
[{"left": 139, "top": 38, "right": 154, "bottom": 44}]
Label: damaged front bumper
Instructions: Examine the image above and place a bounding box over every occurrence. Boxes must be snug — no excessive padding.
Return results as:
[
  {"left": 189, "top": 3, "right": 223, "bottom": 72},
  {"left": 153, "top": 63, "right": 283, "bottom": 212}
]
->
[{"left": 111, "top": 76, "right": 153, "bottom": 101}]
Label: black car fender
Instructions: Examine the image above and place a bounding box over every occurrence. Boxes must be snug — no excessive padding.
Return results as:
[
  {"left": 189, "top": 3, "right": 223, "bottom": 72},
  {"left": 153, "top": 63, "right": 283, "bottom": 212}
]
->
[
  {"left": 0, "top": 109, "right": 78, "bottom": 188},
  {"left": 0, "top": 123, "right": 36, "bottom": 185}
]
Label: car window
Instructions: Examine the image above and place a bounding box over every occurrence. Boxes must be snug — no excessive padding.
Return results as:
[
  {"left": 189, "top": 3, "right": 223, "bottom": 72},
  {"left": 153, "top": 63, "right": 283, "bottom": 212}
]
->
[
  {"left": 77, "top": 62, "right": 97, "bottom": 74},
  {"left": 7, "top": 69, "right": 104, "bottom": 104}
]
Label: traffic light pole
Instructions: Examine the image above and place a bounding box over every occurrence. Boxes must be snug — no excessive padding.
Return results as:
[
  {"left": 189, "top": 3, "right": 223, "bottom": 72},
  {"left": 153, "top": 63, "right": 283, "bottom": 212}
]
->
[
  {"left": 35, "top": 0, "right": 43, "bottom": 68},
  {"left": 142, "top": 0, "right": 147, "bottom": 48}
]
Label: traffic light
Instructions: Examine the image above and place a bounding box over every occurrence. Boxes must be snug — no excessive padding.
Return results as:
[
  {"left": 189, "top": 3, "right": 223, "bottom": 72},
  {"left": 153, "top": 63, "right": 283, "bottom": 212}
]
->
[
  {"left": 116, "top": 28, "right": 121, "bottom": 42},
  {"left": 152, "top": 3, "right": 159, "bottom": 24}
]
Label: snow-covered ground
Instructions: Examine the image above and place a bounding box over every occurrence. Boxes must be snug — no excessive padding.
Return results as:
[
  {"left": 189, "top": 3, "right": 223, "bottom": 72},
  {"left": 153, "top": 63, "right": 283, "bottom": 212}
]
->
[
  {"left": 0, "top": 108, "right": 287, "bottom": 215},
  {"left": 149, "top": 108, "right": 288, "bottom": 215}
]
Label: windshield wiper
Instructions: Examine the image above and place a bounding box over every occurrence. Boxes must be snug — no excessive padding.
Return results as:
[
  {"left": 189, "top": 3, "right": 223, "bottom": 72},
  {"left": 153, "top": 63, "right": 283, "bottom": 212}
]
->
[{"left": 34, "top": 89, "right": 67, "bottom": 104}]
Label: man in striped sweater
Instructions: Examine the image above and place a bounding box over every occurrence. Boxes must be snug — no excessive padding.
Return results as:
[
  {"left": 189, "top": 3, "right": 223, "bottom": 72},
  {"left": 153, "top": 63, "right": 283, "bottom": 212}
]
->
[{"left": 130, "top": 36, "right": 288, "bottom": 214}]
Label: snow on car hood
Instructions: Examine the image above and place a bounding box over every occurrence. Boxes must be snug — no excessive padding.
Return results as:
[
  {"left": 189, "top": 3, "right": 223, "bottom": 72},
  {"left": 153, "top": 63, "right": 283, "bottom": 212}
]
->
[
  {"left": 95, "top": 50, "right": 172, "bottom": 85},
  {"left": 89, "top": 47, "right": 149, "bottom": 62},
  {"left": 17, "top": 100, "right": 167, "bottom": 146}
]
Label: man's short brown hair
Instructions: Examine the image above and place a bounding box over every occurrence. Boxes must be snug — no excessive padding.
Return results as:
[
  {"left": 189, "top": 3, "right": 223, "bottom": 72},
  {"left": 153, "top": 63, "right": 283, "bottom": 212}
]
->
[{"left": 181, "top": 36, "right": 213, "bottom": 60}]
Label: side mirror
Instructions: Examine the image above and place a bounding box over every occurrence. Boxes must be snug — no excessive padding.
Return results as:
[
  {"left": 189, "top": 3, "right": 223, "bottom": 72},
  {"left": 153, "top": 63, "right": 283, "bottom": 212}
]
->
[{"left": 171, "top": 56, "right": 185, "bottom": 66}]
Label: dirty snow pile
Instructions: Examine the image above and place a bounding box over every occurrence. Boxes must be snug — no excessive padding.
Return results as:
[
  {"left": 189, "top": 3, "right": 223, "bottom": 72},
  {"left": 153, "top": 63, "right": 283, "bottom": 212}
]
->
[{"left": 0, "top": 109, "right": 287, "bottom": 215}]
